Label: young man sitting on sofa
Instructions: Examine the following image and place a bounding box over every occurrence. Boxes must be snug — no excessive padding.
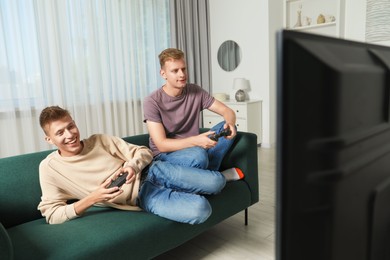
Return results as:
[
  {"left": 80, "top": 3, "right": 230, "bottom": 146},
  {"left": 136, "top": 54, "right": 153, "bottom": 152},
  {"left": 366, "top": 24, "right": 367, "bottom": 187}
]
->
[
  {"left": 144, "top": 48, "right": 244, "bottom": 179},
  {"left": 38, "top": 106, "right": 237, "bottom": 225}
]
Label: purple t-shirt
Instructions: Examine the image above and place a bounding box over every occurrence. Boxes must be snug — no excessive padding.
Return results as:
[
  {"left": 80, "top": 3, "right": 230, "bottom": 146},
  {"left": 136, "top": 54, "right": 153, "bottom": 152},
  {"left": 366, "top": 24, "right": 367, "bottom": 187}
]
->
[{"left": 143, "top": 83, "right": 215, "bottom": 156}]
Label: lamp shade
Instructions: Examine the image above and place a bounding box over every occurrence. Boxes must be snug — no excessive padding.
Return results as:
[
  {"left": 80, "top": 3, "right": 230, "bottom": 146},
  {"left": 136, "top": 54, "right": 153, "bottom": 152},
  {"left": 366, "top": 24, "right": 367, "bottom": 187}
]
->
[{"left": 233, "top": 78, "right": 249, "bottom": 90}]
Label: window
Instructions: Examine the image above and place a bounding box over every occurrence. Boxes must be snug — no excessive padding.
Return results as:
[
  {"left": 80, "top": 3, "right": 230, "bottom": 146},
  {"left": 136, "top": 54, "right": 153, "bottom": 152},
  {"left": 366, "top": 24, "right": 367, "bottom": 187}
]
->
[
  {"left": 0, "top": 0, "right": 171, "bottom": 158},
  {"left": 0, "top": 0, "right": 170, "bottom": 111}
]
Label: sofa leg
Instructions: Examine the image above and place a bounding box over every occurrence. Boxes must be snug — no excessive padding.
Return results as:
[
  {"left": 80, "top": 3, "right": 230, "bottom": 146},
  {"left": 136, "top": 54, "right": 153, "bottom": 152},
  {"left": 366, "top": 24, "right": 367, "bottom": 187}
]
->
[{"left": 245, "top": 208, "right": 248, "bottom": 226}]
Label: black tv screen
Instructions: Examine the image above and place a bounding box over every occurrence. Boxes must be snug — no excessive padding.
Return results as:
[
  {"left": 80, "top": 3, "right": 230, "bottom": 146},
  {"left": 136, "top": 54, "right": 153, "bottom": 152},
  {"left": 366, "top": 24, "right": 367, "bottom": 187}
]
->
[{"left": 276, "top": 30, "right": 390, "bottom": 260}]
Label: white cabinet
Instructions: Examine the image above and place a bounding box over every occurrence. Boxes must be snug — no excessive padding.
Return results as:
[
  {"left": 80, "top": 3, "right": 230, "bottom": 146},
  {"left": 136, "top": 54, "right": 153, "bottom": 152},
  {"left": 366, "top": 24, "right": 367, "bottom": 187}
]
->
[
  {"left": 285, "top": 0, "right": 341, "bottom": 37},
  {"left": 203, "top": 100, "right": 262, "bottom": 144}
]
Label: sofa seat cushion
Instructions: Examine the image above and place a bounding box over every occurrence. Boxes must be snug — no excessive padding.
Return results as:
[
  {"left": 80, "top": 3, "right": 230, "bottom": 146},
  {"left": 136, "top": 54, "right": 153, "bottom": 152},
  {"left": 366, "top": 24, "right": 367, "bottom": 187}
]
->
[{"left": 7, "top": 181, "right": 251, "bottom": 260}]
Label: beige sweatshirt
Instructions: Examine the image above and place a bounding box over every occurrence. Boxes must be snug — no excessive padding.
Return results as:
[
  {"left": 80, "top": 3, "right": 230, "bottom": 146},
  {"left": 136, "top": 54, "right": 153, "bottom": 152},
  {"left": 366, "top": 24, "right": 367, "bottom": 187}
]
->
[{"left": 37, "top": 134, "right": 153, "bottom": 224}]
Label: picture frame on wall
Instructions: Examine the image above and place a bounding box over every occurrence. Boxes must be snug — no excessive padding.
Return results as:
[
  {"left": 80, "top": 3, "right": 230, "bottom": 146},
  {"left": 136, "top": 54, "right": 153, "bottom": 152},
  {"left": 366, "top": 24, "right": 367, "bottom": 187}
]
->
[{"left": 366, "top": 0, "right": 390, "bottom": 46}]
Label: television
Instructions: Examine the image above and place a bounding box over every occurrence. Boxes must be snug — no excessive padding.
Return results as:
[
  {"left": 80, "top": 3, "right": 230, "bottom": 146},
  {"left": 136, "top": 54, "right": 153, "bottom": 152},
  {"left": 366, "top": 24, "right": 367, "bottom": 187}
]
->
[{"left": 276, "top": 30, "right": 390, "bottom": 260}]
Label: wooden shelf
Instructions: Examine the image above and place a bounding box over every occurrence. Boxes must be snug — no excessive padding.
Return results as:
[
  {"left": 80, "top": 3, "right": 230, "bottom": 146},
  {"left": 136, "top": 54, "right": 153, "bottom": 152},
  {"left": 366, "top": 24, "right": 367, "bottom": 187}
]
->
[
  {"left": 285, "top": 0, "right": 340, "bottom": 37},
  {"left": 287, "top": 21, "right": 336, "bottom": 31}
]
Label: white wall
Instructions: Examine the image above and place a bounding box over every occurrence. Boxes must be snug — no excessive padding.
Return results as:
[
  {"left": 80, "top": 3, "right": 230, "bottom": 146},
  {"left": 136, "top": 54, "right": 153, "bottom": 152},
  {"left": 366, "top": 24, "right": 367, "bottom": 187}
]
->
[
  {"left": 209, "top": 0, "right": 383, "bottom": 148},
  {"left": 209, "top": 0, "right": 273, "bottom": 147},
  {"left": 268, "top": 1, "right": 284, "bottom": 148},
  {"left": 343, "top": 0, "right": 390, "bottom": 46},
  {"left": 342, "top": 0, "right": 366, "bottom": 41}
]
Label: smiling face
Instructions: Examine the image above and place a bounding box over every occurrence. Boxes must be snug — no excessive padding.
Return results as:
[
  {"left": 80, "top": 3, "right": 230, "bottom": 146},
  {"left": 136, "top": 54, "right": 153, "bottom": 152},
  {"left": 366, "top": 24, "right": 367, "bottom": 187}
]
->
[
  {"left": 160, "top": 58, "right": 187, "bottom": 91},
  {"left": 43, "top": 115, "right": 83, "bottom": 157}
]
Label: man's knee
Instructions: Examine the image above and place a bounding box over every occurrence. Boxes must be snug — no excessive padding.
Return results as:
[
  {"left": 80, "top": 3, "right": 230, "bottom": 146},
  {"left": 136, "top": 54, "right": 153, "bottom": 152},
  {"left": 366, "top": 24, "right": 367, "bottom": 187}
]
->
[
  {"left": 185, "top": 147, "right": 209, "bottom": 169},
  {"left": 188, "top": 198, "right": 212, "bottom": 224}
]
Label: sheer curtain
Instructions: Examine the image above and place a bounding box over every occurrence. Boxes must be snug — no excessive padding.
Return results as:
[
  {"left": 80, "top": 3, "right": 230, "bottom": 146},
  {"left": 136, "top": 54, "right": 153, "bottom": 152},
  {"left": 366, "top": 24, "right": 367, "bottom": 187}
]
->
[{"left": 0, "top": 0, "right": 170, "bottom": 158}]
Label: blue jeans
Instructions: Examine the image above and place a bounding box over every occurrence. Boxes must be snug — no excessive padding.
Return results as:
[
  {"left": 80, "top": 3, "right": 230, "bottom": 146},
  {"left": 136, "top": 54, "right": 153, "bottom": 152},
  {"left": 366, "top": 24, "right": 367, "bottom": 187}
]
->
[
  {"left": 138, "top": 121, "right": 235, "bottom": 224},
  {"left": 137, "top": 160, "right": 226, "bottom": 224},
  {"left": 155, "top": 121, "right": 236, "bottom": 171}
]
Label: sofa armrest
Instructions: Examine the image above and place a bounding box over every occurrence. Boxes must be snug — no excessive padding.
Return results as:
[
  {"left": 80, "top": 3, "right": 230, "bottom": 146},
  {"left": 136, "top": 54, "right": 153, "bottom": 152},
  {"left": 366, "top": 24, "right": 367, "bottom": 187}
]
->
[
  {"left": 0, "top": 222, "right": 13, "bottom": 260},
  {"left": 221, "top": 131, "right": 259, "bottom": 205}
]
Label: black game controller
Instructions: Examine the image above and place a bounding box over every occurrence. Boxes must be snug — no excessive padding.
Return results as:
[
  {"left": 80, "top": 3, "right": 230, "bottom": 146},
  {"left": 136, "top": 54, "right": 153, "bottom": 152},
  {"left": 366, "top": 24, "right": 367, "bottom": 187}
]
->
[
  {"left": 107, "top": 172, "right": 128, "bottom": 188},
  {"left": 209, "top": 128, "right": 232, "bottom": 141}
]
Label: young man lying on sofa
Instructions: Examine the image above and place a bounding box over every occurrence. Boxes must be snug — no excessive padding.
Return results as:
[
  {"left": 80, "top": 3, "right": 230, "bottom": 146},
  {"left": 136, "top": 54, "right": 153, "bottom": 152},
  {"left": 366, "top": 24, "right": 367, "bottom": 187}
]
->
[{"left": 38, "top": 106, "right": 243, "bottom": 225}]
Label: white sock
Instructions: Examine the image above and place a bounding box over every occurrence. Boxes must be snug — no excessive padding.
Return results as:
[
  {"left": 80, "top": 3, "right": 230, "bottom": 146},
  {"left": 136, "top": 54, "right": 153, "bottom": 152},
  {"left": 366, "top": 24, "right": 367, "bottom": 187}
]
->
[{"left": 221, "top": 168, "right": 244, "bottom": 182}]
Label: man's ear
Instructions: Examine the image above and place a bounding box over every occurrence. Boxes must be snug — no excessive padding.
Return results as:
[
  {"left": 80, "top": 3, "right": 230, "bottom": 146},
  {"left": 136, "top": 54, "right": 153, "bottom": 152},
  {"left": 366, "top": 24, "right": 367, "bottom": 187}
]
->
[
  {"left": 45, "top": 136, "right": 54, "bottom": 145},
  {"left": 160, "top": 69, "right": 166, "bottom": 79}
]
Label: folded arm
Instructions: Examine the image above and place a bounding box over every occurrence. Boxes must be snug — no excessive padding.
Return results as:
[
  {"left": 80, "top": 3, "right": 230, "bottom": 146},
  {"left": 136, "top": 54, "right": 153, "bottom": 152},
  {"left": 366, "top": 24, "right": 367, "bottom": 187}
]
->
[{"left": 147, "top": 99, "right": 236, "bottom": 153}]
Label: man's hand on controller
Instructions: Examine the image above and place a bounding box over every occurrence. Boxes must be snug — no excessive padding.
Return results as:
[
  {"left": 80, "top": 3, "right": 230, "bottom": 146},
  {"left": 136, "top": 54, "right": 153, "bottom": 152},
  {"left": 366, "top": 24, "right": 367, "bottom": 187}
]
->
[
  {"left": 224, "top": 123, "right": 236, "bottom": 139},
  {"left": 107, "top": 169, "right": 134, "bottom": 188},
  {"left": 73, "top": 168, "right": 136, "bottom": 216},
  {"left": 209, "top": 125, "right": 236, "bottom": 141},
  {"left": 196, "top": 131, "right": 218, "bottom": 149},
  {"left": 84, "top": 178, "right": 123, "bottom": 205},
  {"left": 120, "top": 166, "right": 136, "bottom": 185}
]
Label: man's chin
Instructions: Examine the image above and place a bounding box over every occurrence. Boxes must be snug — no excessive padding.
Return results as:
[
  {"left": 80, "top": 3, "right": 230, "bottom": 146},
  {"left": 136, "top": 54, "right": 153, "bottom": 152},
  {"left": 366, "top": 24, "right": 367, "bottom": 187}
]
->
[
  {"left": 62, "top": 142, "right": 82, "bottom": 156},
  {"left": 67, "top": 142, "right": 80, "bottom": 149}
]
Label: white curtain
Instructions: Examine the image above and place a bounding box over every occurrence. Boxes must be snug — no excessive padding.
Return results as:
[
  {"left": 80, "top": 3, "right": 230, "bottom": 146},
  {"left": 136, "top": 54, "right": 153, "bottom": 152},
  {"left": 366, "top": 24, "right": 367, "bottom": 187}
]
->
[{"left": 0, "top": 0, "right": 170, "bottom": 158}]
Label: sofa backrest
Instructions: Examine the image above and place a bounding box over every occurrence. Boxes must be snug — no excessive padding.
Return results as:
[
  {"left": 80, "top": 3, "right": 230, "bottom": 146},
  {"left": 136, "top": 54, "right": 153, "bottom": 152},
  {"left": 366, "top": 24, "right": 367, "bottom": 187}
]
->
[
  {"left": 0, "top": 150, "right": 52, "bottom": 228},
  {"left": 122, "top": 134, "right": 150, "bottom": 147}
]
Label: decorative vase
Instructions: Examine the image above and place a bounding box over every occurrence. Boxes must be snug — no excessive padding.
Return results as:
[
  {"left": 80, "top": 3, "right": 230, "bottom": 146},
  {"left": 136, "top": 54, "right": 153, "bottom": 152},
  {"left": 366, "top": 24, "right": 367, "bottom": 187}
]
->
[
  {"left": 317, "top": 14, "right": 325, "bottom": 24},
  {"left": 294, "top": 4, "right": 303, "bottom": 28},
  {"left": 235, "top": 89, "right": 246, "bottom": 102}
]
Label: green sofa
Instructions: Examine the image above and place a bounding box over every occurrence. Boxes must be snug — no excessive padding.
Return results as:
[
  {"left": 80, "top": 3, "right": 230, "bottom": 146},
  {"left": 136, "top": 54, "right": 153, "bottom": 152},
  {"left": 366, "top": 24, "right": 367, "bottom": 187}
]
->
[{"left": 0, "top": 131, "right": 259, "bottom": 260}]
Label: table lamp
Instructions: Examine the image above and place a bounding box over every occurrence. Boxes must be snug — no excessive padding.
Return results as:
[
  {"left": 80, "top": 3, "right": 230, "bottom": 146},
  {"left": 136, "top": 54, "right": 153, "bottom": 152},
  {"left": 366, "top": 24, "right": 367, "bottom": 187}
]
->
[{"left": 233, "top": 78, "right": 249, "bottom": 102}]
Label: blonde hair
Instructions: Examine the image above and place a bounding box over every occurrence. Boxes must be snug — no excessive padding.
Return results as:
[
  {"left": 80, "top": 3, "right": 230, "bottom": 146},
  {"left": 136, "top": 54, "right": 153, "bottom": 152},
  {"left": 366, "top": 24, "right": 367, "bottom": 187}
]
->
[{"left": 158, "top": 48, "right": 185, "bottom": 68}]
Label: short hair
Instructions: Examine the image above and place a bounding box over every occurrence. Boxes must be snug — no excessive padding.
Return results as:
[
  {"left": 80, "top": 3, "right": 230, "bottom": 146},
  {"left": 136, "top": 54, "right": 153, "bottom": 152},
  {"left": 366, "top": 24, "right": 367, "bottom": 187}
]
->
[
  {"left": 158, "top": 48, "right": 185, "bottom": 68},
  {"left": 39, "top": 106, "right": 71, "bottom": 133}
]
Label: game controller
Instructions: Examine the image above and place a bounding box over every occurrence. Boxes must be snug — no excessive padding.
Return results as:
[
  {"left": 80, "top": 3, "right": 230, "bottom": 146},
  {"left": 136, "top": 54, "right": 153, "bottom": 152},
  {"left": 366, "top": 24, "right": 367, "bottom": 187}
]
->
[
  {"left": 107, "top": 172, "right": 128, "bottom": 188},
  {"left": 209, "top": 128, "right": 232, "bottom": 141}
]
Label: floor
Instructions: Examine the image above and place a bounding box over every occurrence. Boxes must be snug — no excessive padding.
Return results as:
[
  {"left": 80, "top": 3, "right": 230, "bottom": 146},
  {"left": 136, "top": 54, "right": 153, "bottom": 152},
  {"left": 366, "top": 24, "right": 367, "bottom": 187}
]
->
[{"left": 155, "top": 147, "right": 276, "bottom": 260}]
